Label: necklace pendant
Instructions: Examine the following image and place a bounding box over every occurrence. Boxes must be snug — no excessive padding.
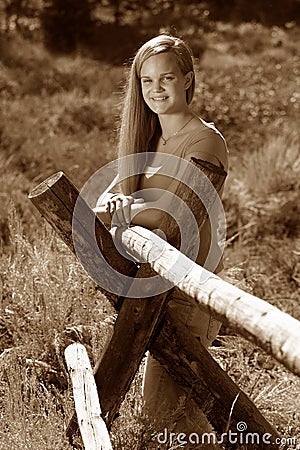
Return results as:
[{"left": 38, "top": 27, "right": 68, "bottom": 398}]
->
[{"left": 160, "top": 115, "right": 194, "bottom": 148}]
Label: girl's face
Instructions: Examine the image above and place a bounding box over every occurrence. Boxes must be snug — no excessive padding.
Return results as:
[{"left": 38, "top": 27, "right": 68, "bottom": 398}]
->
[{"left": 140, "top": 52, "right": 193, "bottom": 116}]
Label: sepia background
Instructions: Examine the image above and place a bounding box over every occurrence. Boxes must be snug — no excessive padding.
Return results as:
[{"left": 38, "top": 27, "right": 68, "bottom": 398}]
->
[{"left": 0, "top": 1, "right": 299, "bottom": 448}]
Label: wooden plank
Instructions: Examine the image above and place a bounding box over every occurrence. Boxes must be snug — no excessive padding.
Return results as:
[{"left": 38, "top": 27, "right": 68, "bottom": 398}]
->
[
  {"left": 93, "top": 265, "right": 169, "bottom": 428},
  {"left": 158, "top": 157, "right": 227, "bottom": 249},
  {"left": 29, "top": 161, "right": 227, "bottom": 440},
  {"left": 65, "top": 343, "right": 113, "bottom": 450}
]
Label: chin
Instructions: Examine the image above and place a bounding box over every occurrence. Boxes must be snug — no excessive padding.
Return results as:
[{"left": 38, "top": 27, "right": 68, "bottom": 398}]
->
[
  {"left": 146, "top": 100, "right": 171, "bottom": 113},
  {"left": 151, "top": 104, "right": 174, "bottom": 115}
]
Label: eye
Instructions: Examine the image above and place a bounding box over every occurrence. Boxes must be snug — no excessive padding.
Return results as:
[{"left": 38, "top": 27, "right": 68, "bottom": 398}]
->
[
  {"left": 141, "top": 78, "right": 152, "bottom": 84},
  {"left": 162, "top": 76, "right": 174, "bottom": 82}
]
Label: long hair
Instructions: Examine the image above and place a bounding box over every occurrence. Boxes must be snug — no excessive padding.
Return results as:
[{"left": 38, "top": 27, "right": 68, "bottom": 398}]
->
[{"left": 118, "top": 34, "right": 195, "bottom": 195}]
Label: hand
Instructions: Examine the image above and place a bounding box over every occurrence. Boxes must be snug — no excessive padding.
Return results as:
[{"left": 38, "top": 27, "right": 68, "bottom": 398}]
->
[{"left": 107, "top": 194, "right": 145, "bottom": 227}]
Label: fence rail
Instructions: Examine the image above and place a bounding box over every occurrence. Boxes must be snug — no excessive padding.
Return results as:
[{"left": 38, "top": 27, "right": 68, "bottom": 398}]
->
[
  {"left": 27, "top": 169, "right": 297, "bottom": 450},
  {"left": 119, "top": 224, "right": 300, "bottom": 376},
  {"left": 65, "top": 343, "right": 113, "bottom": 450}
]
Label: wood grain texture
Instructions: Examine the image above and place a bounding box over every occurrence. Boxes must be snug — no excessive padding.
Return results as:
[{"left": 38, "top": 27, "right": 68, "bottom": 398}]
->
[
  {"left": 119, "top": 224, "right": 300, "bottom": 377},
  {"left": 29, "top": 171, "right": 137, "bottom": 307},
  {"left": 65, "top": 343, "right": 113, "bottom": 450},
  {"left": 151, "top": 309, "right": 282, "bottom": 449}
]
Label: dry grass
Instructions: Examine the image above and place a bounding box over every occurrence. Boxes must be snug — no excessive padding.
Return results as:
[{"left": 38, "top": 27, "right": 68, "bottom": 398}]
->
[
  {"left": 0, "top": 349, "right": 70, "bottom": 450},
  {"left": 211, "top": 335, "right": 300, "bottom": 442},
  {"left": 0, "top": 208, "right": 115, "bottom": 449},
  {"left": 241, "top": 121, "right": 300, "bottom": 195}
]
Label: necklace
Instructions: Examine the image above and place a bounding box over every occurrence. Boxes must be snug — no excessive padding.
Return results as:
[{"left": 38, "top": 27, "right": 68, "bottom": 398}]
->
[{"left": 161, "top": 116, "right": 194, "bottom": 146}]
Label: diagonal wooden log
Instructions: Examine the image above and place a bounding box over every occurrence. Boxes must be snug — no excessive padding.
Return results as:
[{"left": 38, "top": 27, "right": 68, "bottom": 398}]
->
[
  {"left": 28, "top": 171, "right": 137, "bottom": 309},
  {"left": 28, "top": 170, "right": 283, "bottom": 449},
  {"left": 152, "top": 309, "right": 280, "bottom": 447}
]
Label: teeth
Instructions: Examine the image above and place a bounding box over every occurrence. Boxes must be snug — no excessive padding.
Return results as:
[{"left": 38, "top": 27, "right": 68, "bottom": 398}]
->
[{"left": 153, "top": 97, "right": 167, "bottom": 101}]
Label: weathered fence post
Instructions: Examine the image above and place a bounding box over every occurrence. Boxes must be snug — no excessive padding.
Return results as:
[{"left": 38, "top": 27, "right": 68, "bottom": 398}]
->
[
  {"left": 65, "top": 343, "right": 113, "bottom": 450},
  {"left": 28, "top": 169, "right": 289, "bottom": 449}
]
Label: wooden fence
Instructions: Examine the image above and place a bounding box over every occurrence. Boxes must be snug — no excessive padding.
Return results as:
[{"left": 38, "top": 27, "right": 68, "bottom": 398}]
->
[
  {"left": 65, "top": 343, "right": 113, "bottom": 450},
  {"left": 28, "top": 169, "right": 300, "bottom": 450}
]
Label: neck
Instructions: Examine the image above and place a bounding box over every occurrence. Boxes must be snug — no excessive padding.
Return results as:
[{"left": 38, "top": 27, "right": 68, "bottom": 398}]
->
[{"left": 159, "top": 110, "right": 194, "bottom": 140}]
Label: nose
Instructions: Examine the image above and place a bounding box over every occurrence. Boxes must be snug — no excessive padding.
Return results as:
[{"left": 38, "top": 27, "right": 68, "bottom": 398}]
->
[{"left": 153, "top": 79, "right": 164, "bottom": 92}]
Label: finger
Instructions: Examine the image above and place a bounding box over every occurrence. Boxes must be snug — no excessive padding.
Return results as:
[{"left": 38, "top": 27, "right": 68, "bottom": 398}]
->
[
  {"left": 111, "top": 207, "right": 122, "bottom": 228},
  {"left": 109, "top": 200, "right": 123, "bottom": 228},
  {"left": 115, "top": 198, "right": 127, "bottom": 226},
  {"left": 109, "top": 196, "right": 137, "bottom": 226},
  {"left": 109, "top": 200, "right": 116, "bottom": 217},
  {"left": 122, "top": 198, "right": 133, "bottom": 225},
  {"left": 133, "top": 197, "right": 144, "bottom": 203}
]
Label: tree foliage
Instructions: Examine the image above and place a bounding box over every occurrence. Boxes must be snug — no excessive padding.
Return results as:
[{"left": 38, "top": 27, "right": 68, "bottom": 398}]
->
[
  {"left": 41, "top": 0, "right": 94, "bottom": 52},
  {"left": 1, "top": 0, "right": 299, "bottom": 53},
  {"left": 207, "top": 0, "right": 299, "bottom": 25},
  {"left": 1, "top": 0, "right": 41, "bottom": 32}
]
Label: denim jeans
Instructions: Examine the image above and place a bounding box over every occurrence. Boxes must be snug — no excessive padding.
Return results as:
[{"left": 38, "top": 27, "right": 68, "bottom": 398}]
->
[{"left": 142, "top": 271, "right": 224, "bottom": 449}]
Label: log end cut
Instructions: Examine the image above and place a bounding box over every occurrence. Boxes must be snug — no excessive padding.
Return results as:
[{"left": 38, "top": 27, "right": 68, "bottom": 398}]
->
[{"left": 28, "top": 171, "right": 64, "bottom": 198}]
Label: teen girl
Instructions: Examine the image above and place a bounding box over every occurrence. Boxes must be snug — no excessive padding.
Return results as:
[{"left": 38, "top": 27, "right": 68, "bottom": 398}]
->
[{"left": 96, "top": 34, "right": 228, "bottom": 447}]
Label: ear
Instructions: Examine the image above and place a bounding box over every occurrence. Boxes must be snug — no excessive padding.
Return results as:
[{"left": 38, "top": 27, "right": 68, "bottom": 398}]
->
[{"left": 184, "top": 71, "right": 193, "bottom": 90}]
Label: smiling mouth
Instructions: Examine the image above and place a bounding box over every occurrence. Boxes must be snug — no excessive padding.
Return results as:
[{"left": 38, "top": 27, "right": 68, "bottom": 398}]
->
[{"left": 152, "top": 97, "right": 168, "bottom": 101}]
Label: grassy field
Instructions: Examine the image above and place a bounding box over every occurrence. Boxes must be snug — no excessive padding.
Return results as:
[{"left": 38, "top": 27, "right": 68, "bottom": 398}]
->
[{"left": 0, "top": 20, "right": 300, "bottom": 449}]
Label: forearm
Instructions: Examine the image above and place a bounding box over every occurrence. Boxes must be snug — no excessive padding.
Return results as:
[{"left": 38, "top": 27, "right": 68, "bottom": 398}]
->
[{"left": 131, "top": 207, "right": 164, "bottom": 230}]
